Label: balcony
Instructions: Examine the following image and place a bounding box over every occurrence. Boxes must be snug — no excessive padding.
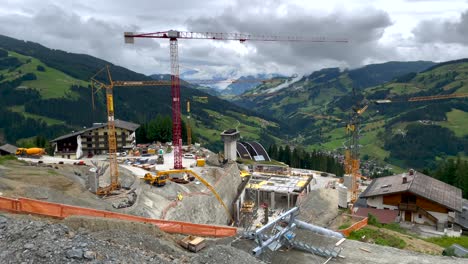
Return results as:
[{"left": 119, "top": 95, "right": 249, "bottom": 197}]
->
[{"left": 398, "top": 203, "right": 418, "bottom": 212}]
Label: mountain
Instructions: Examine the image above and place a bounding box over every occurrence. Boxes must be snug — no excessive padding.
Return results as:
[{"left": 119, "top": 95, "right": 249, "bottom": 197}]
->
[
  {"left": 0, "top": 35, "right": 281, "bottom": 151},
  {"left": 233, "top": 59, "right": 468, "bottom": 170},
  {"left": 221, "top": 73, "right": 284, "bottom": 96}
]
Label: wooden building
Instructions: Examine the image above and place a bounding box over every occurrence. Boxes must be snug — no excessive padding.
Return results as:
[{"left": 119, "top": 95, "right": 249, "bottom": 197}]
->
[
  {"left": 360, "top": 169, "right": 462, "bottom": 229},
  {"left": 50, "top": 120, "right": 139, "bottom": 159},
  {"left": 0, "top": 144, "right": 17, "bottom": 156}
]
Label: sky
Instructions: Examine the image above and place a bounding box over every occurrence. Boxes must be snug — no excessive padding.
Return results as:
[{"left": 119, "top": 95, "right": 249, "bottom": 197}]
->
[{"left": 1, "top": 0, "right": 468, "bottom": 83}]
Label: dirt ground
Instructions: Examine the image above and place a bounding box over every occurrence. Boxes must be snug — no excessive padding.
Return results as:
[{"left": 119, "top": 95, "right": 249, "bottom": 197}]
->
[
  {"left": 297, "top": 188, "right": 341, "bottom": 228},
  {"left": 366, "top": 226, "right": 444, "bottom": 255},
  {"left": 0, "top": 160, "right": 111, "bottom": 209},
  {"left": 0, "top": 157, "right": 243, "bottom": 227}
]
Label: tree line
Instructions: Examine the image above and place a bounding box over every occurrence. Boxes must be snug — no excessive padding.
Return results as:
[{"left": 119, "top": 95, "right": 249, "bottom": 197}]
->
[
  {"left": 268, "top": 144, "right": 344, "bottom": 176},
  {"left": 136, "top": 115, "right": 191, "bottom": 144},
  {"left": 424, "top": 157, "right": 468, "bottom": 199}
]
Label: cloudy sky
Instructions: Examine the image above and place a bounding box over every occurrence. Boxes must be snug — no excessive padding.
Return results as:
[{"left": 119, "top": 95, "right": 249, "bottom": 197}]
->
[{"left": 1, "top": 0, "right": 468, "bottom": 81}]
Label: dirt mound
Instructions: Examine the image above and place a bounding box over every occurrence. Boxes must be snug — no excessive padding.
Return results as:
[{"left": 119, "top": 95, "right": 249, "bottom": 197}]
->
[
  {"left": 0, "top": 213, "right": 260, "bottom": 264},
  {"left": 297, "top": 188, "right": 339, "bottom": 227}
]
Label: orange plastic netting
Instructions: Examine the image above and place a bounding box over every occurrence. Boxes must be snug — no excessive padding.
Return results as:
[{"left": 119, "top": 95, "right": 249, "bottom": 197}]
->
[{"left": 0, "top": 196, "right": 236, "bottom": 237}]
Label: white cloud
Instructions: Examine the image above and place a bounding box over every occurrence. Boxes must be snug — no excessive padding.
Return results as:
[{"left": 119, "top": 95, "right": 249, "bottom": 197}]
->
[{"left": 0, "top": 0, "right": 467, "bottom": 79}]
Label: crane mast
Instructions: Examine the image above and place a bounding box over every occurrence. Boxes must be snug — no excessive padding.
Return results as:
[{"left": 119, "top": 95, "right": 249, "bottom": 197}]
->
[
  {"left": 91, "top": 66, "right": 120, "bottom": 195},
  {"left": 124, "top": 30, "right": 347, "bottom": 169}
]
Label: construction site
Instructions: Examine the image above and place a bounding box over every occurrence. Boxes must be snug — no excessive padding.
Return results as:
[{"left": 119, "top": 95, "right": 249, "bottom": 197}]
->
[{"left": 1, "top": 28, "right": 468, "bottom": 264}]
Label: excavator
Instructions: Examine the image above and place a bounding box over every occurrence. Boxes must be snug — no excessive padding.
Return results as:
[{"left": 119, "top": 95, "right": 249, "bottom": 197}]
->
[{"left": 143, "top": 169, "right": 233, "bottom": 222}]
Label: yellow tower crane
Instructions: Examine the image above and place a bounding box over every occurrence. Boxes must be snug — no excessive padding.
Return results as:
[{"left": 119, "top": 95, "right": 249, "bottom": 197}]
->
[{"left": 90, "top": 66, "right": 120, "bottom": 195}]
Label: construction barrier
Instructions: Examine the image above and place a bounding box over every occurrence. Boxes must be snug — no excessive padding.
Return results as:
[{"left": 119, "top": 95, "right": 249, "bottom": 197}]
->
[
  {"left": 338, "top": 216, "right": 368, "bottom": 237},
  {"left": 0, "top": 196, "right": 237, "bottom": 237}
]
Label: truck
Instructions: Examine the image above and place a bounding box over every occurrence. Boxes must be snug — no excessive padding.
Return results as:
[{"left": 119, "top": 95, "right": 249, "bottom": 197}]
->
[
  {"left": 143, "top": 172, "right": 168, "bottom": 187},
  {"left": 15, "top": 148, "right": 45, "bottom": 158}
]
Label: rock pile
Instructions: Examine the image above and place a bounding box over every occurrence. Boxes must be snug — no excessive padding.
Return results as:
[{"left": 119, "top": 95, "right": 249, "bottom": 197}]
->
[{"left": 0, "top": 213, "right": 262, "bottom": 264}]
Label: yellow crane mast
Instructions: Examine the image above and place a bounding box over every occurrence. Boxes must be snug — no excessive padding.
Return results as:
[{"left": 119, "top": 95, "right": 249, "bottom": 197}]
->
[
  {"left": 90, "top": 66, "right": 120, "bottom": 195},
  {"left": 344, "top": 104, "right": 367, "bottom": 204}
]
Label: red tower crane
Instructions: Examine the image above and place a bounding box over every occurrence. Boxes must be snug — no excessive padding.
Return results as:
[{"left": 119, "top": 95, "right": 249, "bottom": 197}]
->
[{"left": 124, "top": 30, "right": 347, "bottom": 169}]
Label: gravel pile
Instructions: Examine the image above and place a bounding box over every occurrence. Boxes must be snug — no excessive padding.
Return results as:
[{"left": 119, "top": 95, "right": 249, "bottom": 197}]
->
[
  {"left": 191, "top": 245, "right": 263, "bottom": 264},
  {"left": 0, "top": 214, "right": 176, "bottom": 263},
  {"left": 0, "top": 213, "right": 261, "bottom": 264}
]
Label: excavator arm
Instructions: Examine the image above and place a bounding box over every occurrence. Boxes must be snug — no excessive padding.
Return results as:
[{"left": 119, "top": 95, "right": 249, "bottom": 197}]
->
[{"left": 155, "top": 169, "right": 234, "bottom": 223}]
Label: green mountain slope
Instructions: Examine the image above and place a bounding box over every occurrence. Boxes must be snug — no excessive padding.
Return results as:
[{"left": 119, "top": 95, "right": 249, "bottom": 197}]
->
[
  {"left": 233, "top": 60, "right": 468, "bottom": 170},
  {"left": 0, "top": 35, "right": 281, "bottom": 150}
]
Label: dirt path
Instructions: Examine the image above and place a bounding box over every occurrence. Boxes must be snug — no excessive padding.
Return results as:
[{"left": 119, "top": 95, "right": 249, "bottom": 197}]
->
[{"left": 366, "top": 225, "right": 444, "bottom": 255}]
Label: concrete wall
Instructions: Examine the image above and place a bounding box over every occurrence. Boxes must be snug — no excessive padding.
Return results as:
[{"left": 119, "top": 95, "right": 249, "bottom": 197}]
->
[
  {"left": 366, "top": 196, "right": 382, "bottom": 208},
  {"left": 429, "top": 211, "right": 449, "bottom": 223},
  {"left": 224, "top": 140, "right": 237, "bottom": 161},
  {"left": 366, "top": 196, "right": 398, "bottom": 210},
  {"left": 412, "top": 212, "right": 436, "bottom": 225}
]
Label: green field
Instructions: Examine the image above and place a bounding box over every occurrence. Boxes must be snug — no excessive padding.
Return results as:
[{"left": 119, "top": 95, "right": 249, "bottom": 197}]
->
[
  {"left": 8, "top": 105, "right": 65, "bottom": 125},
  {"left": 1, "top": 51, "right": 87, "bottom": 99},
  {"left": 438, "top": 109, "right": 468, "bottom": 137}
]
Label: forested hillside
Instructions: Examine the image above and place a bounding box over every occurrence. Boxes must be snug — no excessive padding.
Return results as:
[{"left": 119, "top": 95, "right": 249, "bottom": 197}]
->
[
  {"left": 232, "top": 59, "right": 468, "bottom": 171},
  {"left": 0, "top": 35, "right": 281, "bottom": 151}
]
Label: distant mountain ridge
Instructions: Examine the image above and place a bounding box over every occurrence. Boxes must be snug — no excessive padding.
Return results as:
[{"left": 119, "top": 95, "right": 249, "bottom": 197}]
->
[
  {"left": 221, "top": 73, "right": 284, "bottom": 95},
  {"left": 0, "top": 34, "right": 281, "bottom": 151}
]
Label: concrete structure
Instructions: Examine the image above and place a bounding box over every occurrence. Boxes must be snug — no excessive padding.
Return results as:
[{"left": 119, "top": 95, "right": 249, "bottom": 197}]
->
[
  {"left": 50, "top": 120, "right": 139, "bottom": 159},
  {"left": 220, "top": 129, "right": 240, "bottom": 161},
  {"left": 0, "top": 144, "right": 17, "bottom": 156},
  {"left": 236, "top": 141, "right": 271, "bottom": 161},
  {"left": 338, "top": 184, "right": 348, "bottom": 208},
  {"left": 246, "top": 172, "right": 312, "bottom": 210},
  {"left": 360, "top": 169, "right": 462, "bottom": 229}
]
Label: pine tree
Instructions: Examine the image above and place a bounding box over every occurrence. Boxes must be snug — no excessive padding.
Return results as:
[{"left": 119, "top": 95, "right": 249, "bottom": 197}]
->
[{"left": 284, "top": 145, "right": 292, "bottom": 165}]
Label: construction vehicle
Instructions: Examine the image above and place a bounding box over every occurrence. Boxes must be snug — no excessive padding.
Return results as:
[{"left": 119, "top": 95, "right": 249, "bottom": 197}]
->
[
  {"left": 143, "top": 169, "right": 233, "bottom": 222},
  {"left": 156, "top": 154, "right": 164, "bottom": 164},
  {"left": 15, "top": 148, "right": 45, "bottom": 157},
  {"left": 144, "top": 172, "right": 168, "bottom": 187},
  {"left": 124, "top": 30, "right": 347, "bottom": 170}
]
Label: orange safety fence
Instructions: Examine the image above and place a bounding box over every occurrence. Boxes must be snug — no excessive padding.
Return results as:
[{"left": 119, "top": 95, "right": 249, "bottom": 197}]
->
[
  {"left": 0, "top": 196, "right": 237, "bottom": 237},
  {"left": 338, "top": 217, "right": 368, "bottom": 237}
]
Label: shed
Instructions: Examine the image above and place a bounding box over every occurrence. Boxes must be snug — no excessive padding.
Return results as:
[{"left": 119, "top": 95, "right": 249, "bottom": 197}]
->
[{"left": 0, "top": 144, "right": 17, "bottom": 156}]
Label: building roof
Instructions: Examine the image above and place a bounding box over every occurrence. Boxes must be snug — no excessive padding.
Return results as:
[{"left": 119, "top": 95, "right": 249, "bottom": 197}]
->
[
  {"left": 51, "top": 120, "right": 140, "bottom": 142},
  {"left": 361, "top": 171, "right": 462, "bottom": 212},
  {"left": 237, "top": 141, "right": 271, "bottom": 161},
  {"left": 355, "top": 208, "right": 399, "bottom": 224},
  {"left": 455, "top": 199, "right": 468, "bottom": 229},
  {"left": 0, "top": 144, "right": 17, "bottom": 154}
]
